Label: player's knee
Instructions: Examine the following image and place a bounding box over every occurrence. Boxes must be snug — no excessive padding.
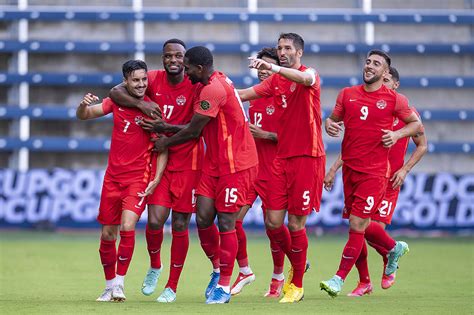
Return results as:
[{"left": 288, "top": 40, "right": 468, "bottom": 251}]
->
[
  {"left": 265, "top": 217, "right": 282, "bottom": 230},
  {"left": 196, "top": 213, "right": 212, "bottom": 229},
  {"left": 172, "top": 219, "right": 188, "bottom": 232},
  {"left": 121, "top": 221, "right": 136, "bottom": 231},
  {"left": 101, "top": 227, "right": 117, "bottom": 240},
  {"left": 287, "top": 220, "right": 303, "bottom": 232}
]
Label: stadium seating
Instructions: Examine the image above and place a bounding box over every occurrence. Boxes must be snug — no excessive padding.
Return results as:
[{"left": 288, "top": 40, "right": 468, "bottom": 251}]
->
[{"left": 0, "top": 1, "right": 473, "bottom": 171}]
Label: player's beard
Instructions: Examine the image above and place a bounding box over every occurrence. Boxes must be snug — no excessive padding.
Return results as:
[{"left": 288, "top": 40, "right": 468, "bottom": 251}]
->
[{"left": 363, "top": 73, "right": 382, "bottom": 84}]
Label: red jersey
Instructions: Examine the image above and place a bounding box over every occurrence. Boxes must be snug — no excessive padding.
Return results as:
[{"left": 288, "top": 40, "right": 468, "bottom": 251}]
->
[
  {"left": 146, "top": 70, "right": 204, "bottom": 171},
  {"left": 102, "top": 97, "right": 154, "bottom": 184},
  {"left": 388, "top": 107, "right": 422, "bottom": 177},
  {"left": 332, "top": 84, "right": 413, "bottom": 177},
  {"left": 253, "top": 64, "right": 325, "bottom": 159},
  {"left": 194, "top": 71, "right": 258, "bottom": 176},
  {"left": 249, "top": 96, "right": 280, "bottom": 180}
]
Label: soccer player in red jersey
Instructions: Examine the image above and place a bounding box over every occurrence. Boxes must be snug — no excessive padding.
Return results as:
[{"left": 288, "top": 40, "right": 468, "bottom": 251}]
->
[
  {"left": 149, "top": 46, "right": 258, "bottom": 304},
  {"left": 320, "top": 50, "right": 423, "bottom": 298},
  {"left": 76, "top": 60, "right": 167, "bottom": 302},
  {"left": 229, "top": 47, "right": 284, "bottom": 297},
  {"left": 324, "top": 66, "right": 427, "bottom": 296},
  {"left": 110, "top": 39, "right": 204, "bottom": 303},
  {"left": 238, "top": 33, "right": 325, "bottom": 303}
]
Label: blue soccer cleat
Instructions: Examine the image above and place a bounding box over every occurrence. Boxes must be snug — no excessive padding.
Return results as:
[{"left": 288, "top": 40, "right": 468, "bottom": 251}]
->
[
  {"left": 141, "top": 267, "right": 162, "bottom": 296},
  {"left": 156, "top": 287, "right": 176, "bottom": 303},
  {"left": 320, "top": 275, "right": 344, "bottom": 298},
  {"left": 206, "top": 287, "right": 231, "bottom": 304},
  {"left": 205, "top": 272, "right": 220, "bottom": 298},
  {"left": 385, "top": 241, "right": 409, "bottom": 276}
]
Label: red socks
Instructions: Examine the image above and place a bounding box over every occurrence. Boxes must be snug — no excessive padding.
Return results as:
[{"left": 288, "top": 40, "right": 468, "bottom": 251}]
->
[
  {"left": 266, "top": 224, "right": 292, "bottom": 258},
  {"left": 99, "top": 238, "right": 117, "bottom": 280},
  {"left": 336, "top": 229, "right": 365, "bottom": 281},
  {"left": 235, "top": 220, "right": 249, "bottom": 267},
  {"left": 355, "top": 241, "right": 371, "bottom": 283},
  {"left": 146, "top": 225, "right": 164, "bottom": 269},
  {"left": 288, "top": 228, "right": 308, "bottom": 288},
  {"left": 266, "top": 228, "right": 285, "bottom": 275},
  {"left": 365, "top": 221, "right": 396, "bottom": 252},
  {"left": 166, "top": 229, "right": 189, "bottom": 292},
  {"left": 116, "top": 230, "right": 135, "bottom": 276},
  {"left": 218, "top": 230, "right": 238, "bottom": 287},
  {"left": 198, "top": 224, "right": 220, "bottom": 269}
]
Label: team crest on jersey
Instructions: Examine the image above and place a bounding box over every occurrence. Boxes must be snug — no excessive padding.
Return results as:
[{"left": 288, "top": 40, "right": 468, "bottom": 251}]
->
[
  {"left": 176, "top": 95, "right": 186, "bottom": 106},
  {"left": 290, "top": 82, "right": 297, "bottom": 92},
  {"left": 134, "top": 116, "right": 144, "bottom": 125},
  {"left": 200, "top": 100, "right": 210, "bottom": 111},
  {"left": 266, "top": 105, "right": 275, "bottom": 115},
  {"left": 376, "top": 100, "right": 387, "bottom": 109}
]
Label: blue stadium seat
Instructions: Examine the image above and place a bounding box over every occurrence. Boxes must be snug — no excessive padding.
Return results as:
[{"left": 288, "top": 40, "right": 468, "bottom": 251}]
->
[{"left": 1, "top": 8, "right": 473, "bottom": 24}]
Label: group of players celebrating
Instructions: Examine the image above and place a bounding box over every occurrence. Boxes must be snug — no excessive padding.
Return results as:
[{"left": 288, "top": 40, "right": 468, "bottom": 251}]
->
[{"left": 76, "top": 32, "right": 426, "bottom": 304}]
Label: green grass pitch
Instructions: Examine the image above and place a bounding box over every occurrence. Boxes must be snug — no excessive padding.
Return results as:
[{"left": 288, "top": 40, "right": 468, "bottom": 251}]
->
[{"left": 0, "top": 231, "right": 472, "bottom": 314}]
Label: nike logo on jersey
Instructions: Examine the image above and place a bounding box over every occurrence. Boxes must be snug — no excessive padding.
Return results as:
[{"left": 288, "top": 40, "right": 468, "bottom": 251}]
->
[
  {"left": 118, "top": 107, "right": 125, "bottom": 111},
  {"left": 349, "top": 99, "right": 357, "bottom": 102},
  {"left": 118, "top": 256, "right": 128, "bottom": 261},
  {"left": 155, "top": 92, "right": 162, "bottom": 96}
]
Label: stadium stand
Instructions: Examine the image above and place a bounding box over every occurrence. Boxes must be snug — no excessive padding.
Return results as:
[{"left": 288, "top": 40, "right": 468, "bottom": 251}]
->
[{"left": 0, "top": 0, "right": 473, "bottom": 172}]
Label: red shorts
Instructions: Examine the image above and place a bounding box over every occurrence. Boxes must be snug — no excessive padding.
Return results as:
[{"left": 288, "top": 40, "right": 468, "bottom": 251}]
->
[
  {"left": 97, "top": 176, "right": 147, "bottom": 225},
  {"left": 267, "top": 156, "right": 325, "bottom": 216},
  {"left": 341, "top": 165, "right": 388, "bottom": 220},
  {"left": 372, "top": 184, "right": 400, "bottom": 225},
  {"left": 246, "top": 178, "right": 270, "bottom": 210},
  {"left": 148, "top": 169, "right": 201, "bottom": 213},
  {"left": 196, "top": 166, "right": 258, "bottom": 213}
]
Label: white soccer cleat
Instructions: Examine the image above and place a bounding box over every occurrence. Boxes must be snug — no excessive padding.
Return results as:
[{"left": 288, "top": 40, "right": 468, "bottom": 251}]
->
[
  {"left": 96, "top": 287, "right": 113, "bottom": 302},
  {"left": 230, "top": 272, "right": 256, "bottom": 295},
  {"left": 112, "top": 284, "right": 126, "bottom": 302}
]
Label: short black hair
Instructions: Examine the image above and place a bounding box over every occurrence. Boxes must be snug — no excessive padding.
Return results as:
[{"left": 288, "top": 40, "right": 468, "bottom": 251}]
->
[
  {"left": 185, "top": 46, "right": 213, "bottom": 68},
  {"left": 367, "top": 49, "right": 391, "bottom": 67},
  {"left": 278, "top": 33, "right": 304, "bottom": 51},
  {"left": 122, "top": 59, "right": 147, "bottom": 78},
  {"left": 163, "top": 38, "right": 186, "bottom": 50},
  {"left": 389, "top": 66, "right": 400, "bottom": 82},
  {"left": 257, "top": 47, "right": 279, "bottom": 64}
]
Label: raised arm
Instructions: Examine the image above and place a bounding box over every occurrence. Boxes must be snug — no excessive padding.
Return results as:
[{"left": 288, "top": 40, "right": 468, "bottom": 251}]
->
[
  {"left": 76, "top": 93, "right": 105, "bottom": 120},
  {"left": 109, "top": 83, "right": 161, "bottom": 118},
  {"left": 153, "top": 113, "right": 210, "bottom": 152},
  {"left": 248, "top": 57, "right": 315, "bottom": 86},
  {"left": 390, "top": 129, "right": 428, "bottom": 189},
  {"left": 238, "top": 87, "right": 260, "bottom": 102}
]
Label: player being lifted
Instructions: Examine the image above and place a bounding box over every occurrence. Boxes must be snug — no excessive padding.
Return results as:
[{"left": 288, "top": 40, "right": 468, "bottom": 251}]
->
[
  {"left": 229, "top": 47, "right": 286, "bottom": 298},
  {"left": 238, "top": 33, "right": 325, "bottom": 303},
  {"left": 324, "top": 66, "right": 427, "bottom": 296},
  {"left": 149, "top": 46, "right": 258, "bottom": 304},
  {"left": 77, "top": 60, "right": 167, "bottom": 302},
  {"left": 320, "top": 50, "right": 422, "bottom": 297},
  {"left": 110, "top": 39, "right": 203, "bottom": 303}
]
